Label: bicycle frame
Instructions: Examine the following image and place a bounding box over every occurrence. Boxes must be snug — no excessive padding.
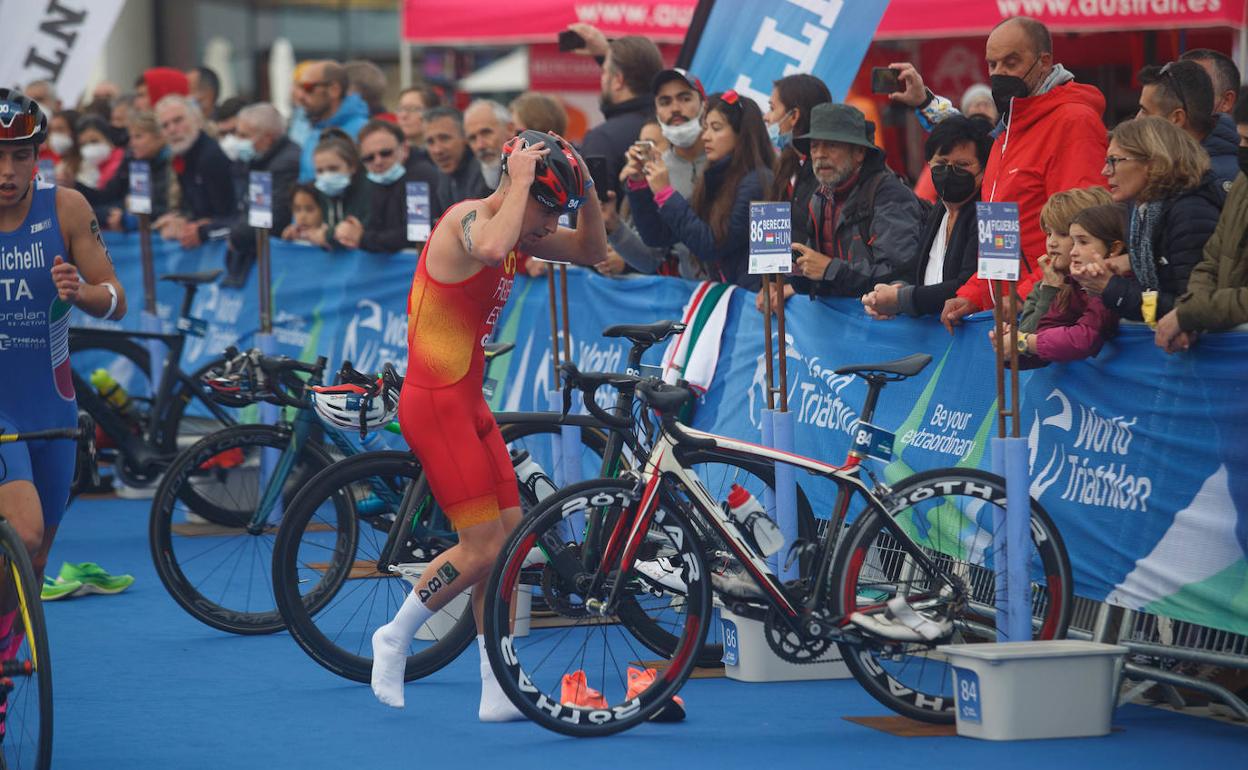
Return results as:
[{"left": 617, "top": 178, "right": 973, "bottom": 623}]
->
[{"left": 593, "top": 421, "right": 962, "bottom": 637}]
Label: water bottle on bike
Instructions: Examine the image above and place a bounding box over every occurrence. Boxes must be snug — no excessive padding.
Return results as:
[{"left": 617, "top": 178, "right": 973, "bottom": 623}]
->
[{"left": 724, "top": 484, "right": 783, "bottom": 558}]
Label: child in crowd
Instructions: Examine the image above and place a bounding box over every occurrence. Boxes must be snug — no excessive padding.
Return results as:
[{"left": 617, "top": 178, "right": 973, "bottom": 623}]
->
[
  {"left": 992, "top": 200, "right": 1124, "bottom": 364},
  {"left": 281, "top": 183, "right": 325, "bottom": 244},
  {"left": 1015, "top": 187, "right": 1114, "bottom": 333}
]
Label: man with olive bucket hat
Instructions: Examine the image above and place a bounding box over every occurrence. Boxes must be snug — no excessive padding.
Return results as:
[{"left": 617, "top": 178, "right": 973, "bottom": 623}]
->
[{"left": 767, "top": 102, "right": 921, "bottom": 309}]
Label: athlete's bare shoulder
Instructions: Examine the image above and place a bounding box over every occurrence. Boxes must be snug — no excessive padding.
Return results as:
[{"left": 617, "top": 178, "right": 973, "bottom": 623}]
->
[
  {"left": 54, "top": 186, "right": 95, "bottom": 236},
  {"left": 424, "top": 199, "right": 489, "bottom": 281}
]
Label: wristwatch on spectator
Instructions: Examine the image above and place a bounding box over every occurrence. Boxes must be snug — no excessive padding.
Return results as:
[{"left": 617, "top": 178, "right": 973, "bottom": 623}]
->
[{"left": 1016, "top": 333, "right": 1031, "bottom": 354}]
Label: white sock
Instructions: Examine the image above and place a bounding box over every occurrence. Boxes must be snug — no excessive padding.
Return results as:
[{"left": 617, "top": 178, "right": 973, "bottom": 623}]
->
[
  {"left": 371, "top": 590, "right": 434, "bottom": 708},
  {"left": 477, "top": 635, "right": 525, "bottom": 722}
]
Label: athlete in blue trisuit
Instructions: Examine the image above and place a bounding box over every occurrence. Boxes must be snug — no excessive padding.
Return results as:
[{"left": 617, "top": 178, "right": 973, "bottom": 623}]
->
[{"left": 0, "top": 88, "right": 126, "bottom": 699}]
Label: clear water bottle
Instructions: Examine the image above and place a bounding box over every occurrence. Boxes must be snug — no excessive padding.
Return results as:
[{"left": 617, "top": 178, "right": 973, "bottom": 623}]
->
[
  {"left": 512, "top": 450, "right": 557, "bottom": 502},
  {"left": 725, "top": 484, "right": 784, "bottom": 558}
]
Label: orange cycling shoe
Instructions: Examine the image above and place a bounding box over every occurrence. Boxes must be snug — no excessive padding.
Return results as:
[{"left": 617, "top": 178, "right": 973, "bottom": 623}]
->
[
  {"left": 626, "top": 667, "right": 686, "bottom": 722},
  {"left": 560, "top": 670, "right": 608, "bottom": 709}
]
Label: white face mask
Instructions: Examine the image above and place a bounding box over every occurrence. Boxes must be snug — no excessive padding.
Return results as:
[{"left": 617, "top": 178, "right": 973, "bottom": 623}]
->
[
  {"left": 480, "top": 158, "right": 503, "bottom": 189},
  {"left": 219, "top": 133, "right": 246, "bottom": 162},
  {"left": 660, "top": 118, "right": 702, "bottom": 149},
  {"left": 48, "top": 132, "right": 73, "bottom": 156},
  {"left": 80, "top": 142, "right": 112, "bottom": 165}
]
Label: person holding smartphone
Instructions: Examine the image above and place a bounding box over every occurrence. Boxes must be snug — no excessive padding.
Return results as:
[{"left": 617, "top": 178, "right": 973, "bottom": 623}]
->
[
  {"left": 627, "top": 90, "right": 774, "bottom": 290},
  {"left": 610, "top": 69, "right": 713, "bottom": 279}
]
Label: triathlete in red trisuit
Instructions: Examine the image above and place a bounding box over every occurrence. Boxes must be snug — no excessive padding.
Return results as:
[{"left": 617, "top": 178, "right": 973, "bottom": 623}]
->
[{"left": 372, "top": 130, "right": 607, "bottom": 718}]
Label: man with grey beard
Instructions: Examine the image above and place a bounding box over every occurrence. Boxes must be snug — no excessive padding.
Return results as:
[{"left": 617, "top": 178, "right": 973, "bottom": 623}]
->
[
  {"left": 463, "top": 99, "right": 514, "bottom": 192},
  {"left": 154, "top": 95, "right": 237, "bottom": 249},
  {"left": 764, "top": 102, "right": 922, "bottom": 308}
]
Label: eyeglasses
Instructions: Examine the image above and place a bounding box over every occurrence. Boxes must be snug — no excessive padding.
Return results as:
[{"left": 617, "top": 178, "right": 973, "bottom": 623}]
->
[
  {"left": 299, "top": 81, "right": 329, "bottom": 94},
  {"left": 1103, "top": 155, "right": 1143, "bottom": 173},
  {"left": 1159, "top": 62, "right": 1189, "bottom": 116},
  {"left": 361, "top": 147, "right": 397, "bottom": 164},
  {"left": 396, "top": 106, "right": 423, "bottom": 115}
]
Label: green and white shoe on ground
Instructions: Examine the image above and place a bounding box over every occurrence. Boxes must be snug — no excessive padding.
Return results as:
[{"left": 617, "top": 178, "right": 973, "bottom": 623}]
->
[
  {"left": 41, "top": 576, "right": 82, "bottom": 601},
  {"left": 56, "top": 562, "right": 135, "bottom": 596}
]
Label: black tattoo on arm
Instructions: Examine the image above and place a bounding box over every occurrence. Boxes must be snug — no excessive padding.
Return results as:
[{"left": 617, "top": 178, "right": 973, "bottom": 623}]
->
[
  {"left": 90, "top": 217, "right": 114, "bottom": 265},
  {"left": 460, "top": 210, "right": 477, "bottom": 253}
]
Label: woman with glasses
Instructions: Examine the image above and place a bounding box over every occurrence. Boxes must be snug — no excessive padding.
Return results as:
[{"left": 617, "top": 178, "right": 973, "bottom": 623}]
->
[{"left": 1078, "top": 116, "right": 1225, "bottom": 326}]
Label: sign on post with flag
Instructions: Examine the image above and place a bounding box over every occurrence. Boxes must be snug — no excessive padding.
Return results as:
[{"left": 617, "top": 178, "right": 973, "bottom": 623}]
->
[
  {"left": 748, "top": 201, "right": 792, "bottom": 274},
  {"left": 975, "top": 202, "right": 1022, "bottom": 282}
]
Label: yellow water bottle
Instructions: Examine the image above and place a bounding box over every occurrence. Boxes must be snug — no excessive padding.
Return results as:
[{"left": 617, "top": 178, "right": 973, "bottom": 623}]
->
[{"left": 90, "top": 369, "right": 133, "bottom": 415}]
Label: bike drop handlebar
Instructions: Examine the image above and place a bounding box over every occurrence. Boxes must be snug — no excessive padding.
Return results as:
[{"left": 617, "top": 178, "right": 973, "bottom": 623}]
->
[{"left": 560, "top": 362, "right": 638, "bottom": 431}]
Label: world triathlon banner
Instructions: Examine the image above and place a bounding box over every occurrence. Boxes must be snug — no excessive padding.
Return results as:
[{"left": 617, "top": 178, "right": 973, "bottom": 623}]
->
[{"left": 81, "top": 234, "right": 1248, "bottom": 635}]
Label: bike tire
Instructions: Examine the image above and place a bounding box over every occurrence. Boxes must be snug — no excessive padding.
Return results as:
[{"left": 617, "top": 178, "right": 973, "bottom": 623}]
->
[
  {"left": 271, "top": 418, "right": 611, "bottom": 684},
  {"left": 483, "top": 477, "right": 711, "bottom": 737},
  {"left": 149, "top": 423, "right": 339, "bottom": 634},
  {"left": 613, "top": 448, "right": 817, "bottom": 668},
  {"left": 829, "top": 467, "right": 1073, "bottom": 723},
  {"left": 0, "top": 519, "right": 53, "bottom": 770}
]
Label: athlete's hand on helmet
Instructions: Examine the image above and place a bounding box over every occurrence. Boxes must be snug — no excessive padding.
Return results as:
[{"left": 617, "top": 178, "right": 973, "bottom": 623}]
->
[
  {"left": 51, "top": 255, "right": 82, "bottom": 304},
  {"left": 506, "top": 138, "right": 549, "bottom": 188}
]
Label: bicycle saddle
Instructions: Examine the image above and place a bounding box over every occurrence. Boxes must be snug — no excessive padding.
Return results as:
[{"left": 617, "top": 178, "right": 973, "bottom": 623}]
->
[
  {"left": 483, "top": 342, "right": 515, "bottom": 359},
  {"left": 160, "top": 269, "right": 223, "bottom": 286},
  {"left": 602, "top": 320, "right": 686, "bottom": 346},
  {"left": 834, "top": 353, "right": 932, "bottom": 380}
]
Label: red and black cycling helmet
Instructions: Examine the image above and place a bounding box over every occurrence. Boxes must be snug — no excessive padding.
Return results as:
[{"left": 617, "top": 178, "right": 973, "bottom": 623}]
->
[
  {"left": 0, "top": 88, "right": 48, "bottom": 147},
  {"left": 501, "top": 129, "right": 588, "bottom": 213}
]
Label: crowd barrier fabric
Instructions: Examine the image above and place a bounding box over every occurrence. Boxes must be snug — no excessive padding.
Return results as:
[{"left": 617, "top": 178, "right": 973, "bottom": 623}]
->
[{"left": 78, "top": 234, "right": 1248, "bottom": 636}]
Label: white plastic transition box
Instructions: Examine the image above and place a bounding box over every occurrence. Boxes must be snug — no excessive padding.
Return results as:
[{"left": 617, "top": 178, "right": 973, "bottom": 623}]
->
[
  {"left": 720, "top": 605, "right": 851, "bottom": 682},
  {"left": 937, "top": 640, "right": 1128, "bottom": 741}
]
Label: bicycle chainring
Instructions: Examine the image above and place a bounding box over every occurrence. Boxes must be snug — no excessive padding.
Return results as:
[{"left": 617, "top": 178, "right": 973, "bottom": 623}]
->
[{"left": 762, "top": 580, "right": 833, "bottom": 665}]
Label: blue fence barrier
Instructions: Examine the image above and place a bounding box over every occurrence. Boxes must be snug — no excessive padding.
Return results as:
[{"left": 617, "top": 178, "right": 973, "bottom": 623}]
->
[{"left": 82, "top": 233, "right": 1248, "bottom": 635}]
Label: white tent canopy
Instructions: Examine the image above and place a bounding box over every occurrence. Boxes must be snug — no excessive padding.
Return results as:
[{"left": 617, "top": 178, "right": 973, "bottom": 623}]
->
[{"left": 457, "top": 47, "right": 527, "bottom": 93}]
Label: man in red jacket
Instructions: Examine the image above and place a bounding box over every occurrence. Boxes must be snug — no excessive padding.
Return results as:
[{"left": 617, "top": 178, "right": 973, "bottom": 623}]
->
[{"left": 890, "top": 17, "right": 1108, "bottom": 331}]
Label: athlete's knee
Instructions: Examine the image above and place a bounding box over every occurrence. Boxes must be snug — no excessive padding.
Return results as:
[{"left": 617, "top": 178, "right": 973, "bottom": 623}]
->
[{"left": 9, "top": 518, "right": 43, "bottom": 557}]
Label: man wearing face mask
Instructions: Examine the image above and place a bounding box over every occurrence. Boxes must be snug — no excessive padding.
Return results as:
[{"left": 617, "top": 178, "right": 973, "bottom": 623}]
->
[
  {"left": 610, "top": 68, "right": 709, "bottom": 278},
  {"left": 464, "top": 100, "right": 515, "bottom": 192},
  {"left": 154, "top": 95, "right": 238, "bottom": 250},
  {"left": 223, "top": 103, "right": 302, "bottom": 285},
  {"left": 888, "top": 16, "right": 1107, "bottom": 332},
  {"left": 862, "top": 116, "right": 993, "bottom": 319},
  {"left": 335, "top": 120, "right": 438, "bottom": 253}
]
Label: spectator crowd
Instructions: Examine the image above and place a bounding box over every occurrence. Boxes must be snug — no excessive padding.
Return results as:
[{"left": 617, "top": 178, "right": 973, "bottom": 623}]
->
[{"left": 21, "top": 14, "right": 1248, "bottom": 352}]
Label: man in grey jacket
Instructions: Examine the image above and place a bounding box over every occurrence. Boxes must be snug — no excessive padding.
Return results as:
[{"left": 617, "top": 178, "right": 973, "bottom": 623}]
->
[{"left": 767, "top": 103, "right": 922, "bottom": 307}]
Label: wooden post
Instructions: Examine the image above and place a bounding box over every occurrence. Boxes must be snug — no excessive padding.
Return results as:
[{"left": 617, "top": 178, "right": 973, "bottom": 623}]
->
[
  {"left": 774, "top": 274, "right": 789, "bottom": 412},
  {"left": 558, "top": 264, "right": 572, "bottom": 366},
  {"left": 256, "top": 228, "right": 273, "bottom": 335},
  {"left": 761, "top": 274, "right": 776, "bottom": 411},
  {"left": 547, "top": 266, "right": 561, "bottom": 382},
  {"left": 137, "top": 213, "right": 157, "bottom": 314}
]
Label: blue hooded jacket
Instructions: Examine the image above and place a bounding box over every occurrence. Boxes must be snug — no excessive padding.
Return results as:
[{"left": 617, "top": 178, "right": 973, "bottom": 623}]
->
[
  {"left": 1202, "top": 112, "right": 1241, "bottom": 192},
  {"left": 298, "top": 92, "right": 371, "bottom": 182}
]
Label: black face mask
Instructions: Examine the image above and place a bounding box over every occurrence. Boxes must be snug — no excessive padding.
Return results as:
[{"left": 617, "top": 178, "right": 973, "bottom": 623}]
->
[
  {"left": 931, "top": 163, "right": 978, "bottom": 204},
  {"left": 990, "top": 58, "right": 1040, "bottom": 119},
  {"left": 110, "top": 125, "right": 130, "bottom": 148},
  {"left": 1238, "top": 144, "right": 1248, "bottom": 177}
]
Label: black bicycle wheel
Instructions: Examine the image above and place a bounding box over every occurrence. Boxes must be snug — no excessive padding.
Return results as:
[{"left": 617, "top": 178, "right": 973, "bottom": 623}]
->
[
  {"left": 829, "top": 468, "right": 1073, "bottom": 723},
  {"left": 613, "top": 449, "right": 816, "bottom": 668},
  {"left": 0, "top": 519, "right": 52, "bottom": 770},
  {"left": 484, "top": 477, "right": 710, "bottom": 737},
  {"left": 149, "top": 423, "right": 339, "bottom": 634},
  {"left": 272, "top": 451, "right": 473, "bottom": 683},
  {"left": 271, "top": 417, "right": 611, "bottom": 684}
]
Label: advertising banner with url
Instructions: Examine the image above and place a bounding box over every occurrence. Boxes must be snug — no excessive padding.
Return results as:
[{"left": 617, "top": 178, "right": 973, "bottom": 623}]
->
[
  {"left": 402, "top": 0, "right": 697, "bottom": 45},
  {"left": 686, "top": 0, "right": 892, "bottom": 105},
  {"left": 0, "top": 0, "right": 128, "bottom": 106},
  {"left": 75, "top": 234, "right": 1248, "bottom": 635}
]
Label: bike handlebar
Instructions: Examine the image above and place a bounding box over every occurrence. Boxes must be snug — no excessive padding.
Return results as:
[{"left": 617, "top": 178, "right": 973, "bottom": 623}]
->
[
  {"left": 0, "top": 427, "right": 84, "bottom": 444},
  {"left": 560, "top": 362, "right": 636, "bottom": 431}
]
